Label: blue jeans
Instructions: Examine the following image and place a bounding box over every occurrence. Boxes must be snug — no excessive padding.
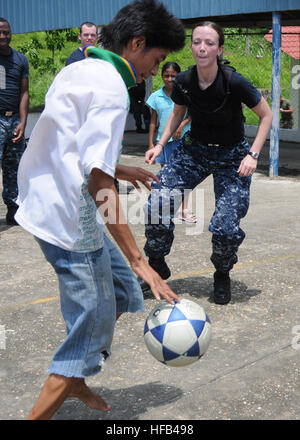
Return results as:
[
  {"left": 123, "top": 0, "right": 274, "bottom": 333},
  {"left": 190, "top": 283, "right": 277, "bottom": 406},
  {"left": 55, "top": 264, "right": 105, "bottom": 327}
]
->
[
  {"left": 0, "top": 113, "right": 26, "bottom": 208},
  {"left": 155, "top": 140, "right": 180, "bottom": 164},
  {"left": 35, "top": 234, "right": 144, "bottom": 378}
]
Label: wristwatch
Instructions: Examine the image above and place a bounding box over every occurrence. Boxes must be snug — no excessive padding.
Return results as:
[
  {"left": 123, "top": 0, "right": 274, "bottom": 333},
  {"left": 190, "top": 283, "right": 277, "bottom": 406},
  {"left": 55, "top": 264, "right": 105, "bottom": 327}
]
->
[{"left": 248, "top": 151, "right": 259, "bottom": 159}]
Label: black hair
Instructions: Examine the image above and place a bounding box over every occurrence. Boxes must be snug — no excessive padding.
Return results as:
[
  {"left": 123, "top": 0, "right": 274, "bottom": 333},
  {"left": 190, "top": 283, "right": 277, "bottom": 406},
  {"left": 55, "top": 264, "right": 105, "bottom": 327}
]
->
[
  {"left": 191, "top": 21, "right": 224, "bottom": 47},
  {"left": 0, "top": 18, "right": 11, "bottom": 32},
  {"left": 79, "top": 22, "right": 97, "bottom": 34},
  {"left": 161, "top": 61, "right": 181, "bottom": 75},
  {"left": 99, "top": 0, "right": 186, "bottom": 54}
]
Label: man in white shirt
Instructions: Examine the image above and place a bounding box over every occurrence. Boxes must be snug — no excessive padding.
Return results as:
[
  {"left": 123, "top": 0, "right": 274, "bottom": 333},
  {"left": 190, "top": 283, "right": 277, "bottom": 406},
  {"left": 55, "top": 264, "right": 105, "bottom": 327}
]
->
[{"left": 17, "top": 0, "right": 186, "bottom": 420}]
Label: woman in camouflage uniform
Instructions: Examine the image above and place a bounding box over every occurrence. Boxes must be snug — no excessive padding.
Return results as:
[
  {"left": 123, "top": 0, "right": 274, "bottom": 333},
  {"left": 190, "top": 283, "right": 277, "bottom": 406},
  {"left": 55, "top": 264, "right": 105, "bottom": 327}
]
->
[{"left": 143, "top": 22, "right": 273, "bottom": 305}]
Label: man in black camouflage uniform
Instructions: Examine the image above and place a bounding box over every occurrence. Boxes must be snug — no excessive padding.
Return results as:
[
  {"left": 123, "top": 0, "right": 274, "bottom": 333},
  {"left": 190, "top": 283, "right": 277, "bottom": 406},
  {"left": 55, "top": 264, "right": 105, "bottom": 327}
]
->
[{"left": 0, "top": 18, "right": 29, "bottom": 225}]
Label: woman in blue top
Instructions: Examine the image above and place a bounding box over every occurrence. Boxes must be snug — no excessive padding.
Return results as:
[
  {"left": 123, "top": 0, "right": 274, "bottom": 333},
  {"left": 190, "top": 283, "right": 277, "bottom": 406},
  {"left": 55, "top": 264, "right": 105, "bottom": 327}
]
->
[{"left": 146, "top": 62, "right": 196, "bottom": 222}]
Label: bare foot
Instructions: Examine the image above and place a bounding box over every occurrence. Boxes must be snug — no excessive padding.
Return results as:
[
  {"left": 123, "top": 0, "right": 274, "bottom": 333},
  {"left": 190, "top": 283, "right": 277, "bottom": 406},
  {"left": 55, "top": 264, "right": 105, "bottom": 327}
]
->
[{"left": 68, "top": 378, "right": 112, "bottom": 412}]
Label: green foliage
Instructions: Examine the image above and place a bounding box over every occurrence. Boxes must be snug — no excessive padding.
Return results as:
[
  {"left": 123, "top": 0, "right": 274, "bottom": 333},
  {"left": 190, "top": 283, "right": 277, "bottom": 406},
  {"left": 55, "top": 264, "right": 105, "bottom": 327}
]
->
[
  {"left": 11, "top": 28, "right": 80, "bottom": 108},
  {"left": 65, "top": 28, "right": 79, "bottom": 42},
  {"left": 17, "top": 36, "right": 43, "bottom": 69},
  {"left": 11, "top": 27, "right": 292, "bottom": 119}
]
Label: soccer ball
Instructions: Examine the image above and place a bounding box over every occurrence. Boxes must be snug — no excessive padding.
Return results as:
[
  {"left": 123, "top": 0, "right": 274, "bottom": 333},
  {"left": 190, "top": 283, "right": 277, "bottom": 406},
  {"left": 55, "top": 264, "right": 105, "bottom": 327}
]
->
[{"left": 144, "top": 299, "right": 211, "bottom": 367}]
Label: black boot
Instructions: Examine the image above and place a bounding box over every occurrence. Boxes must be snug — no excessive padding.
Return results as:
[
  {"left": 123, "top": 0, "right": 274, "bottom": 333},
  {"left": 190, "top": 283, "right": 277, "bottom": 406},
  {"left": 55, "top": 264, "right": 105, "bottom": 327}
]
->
[
  {"left": 149, "top": 257, "right": 171, "bottom": 280},
  {"left": 138, "top": 257, "right": 171, "bottom": 292},
  {"left": 6, "top": 205, "right": 18, "bottom": 226},
  {"left": 213, "top": 270, "right": 231, "bottom": 305}
]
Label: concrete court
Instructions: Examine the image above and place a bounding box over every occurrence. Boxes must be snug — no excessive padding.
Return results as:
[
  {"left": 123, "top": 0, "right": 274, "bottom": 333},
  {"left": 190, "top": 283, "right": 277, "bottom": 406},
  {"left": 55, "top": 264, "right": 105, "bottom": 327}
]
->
[{"left": 0, "top": 131, "right": 300, "bottom": 421}]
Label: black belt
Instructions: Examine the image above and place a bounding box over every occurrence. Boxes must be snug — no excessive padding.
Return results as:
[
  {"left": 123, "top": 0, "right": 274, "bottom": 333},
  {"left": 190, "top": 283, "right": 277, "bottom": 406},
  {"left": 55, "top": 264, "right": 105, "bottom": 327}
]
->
[
  {"left": 0, "top": 110, "right": 16, "bottom": 117},
  {"left": 184, "top": 133, "right": 243, "bottom": 148}
]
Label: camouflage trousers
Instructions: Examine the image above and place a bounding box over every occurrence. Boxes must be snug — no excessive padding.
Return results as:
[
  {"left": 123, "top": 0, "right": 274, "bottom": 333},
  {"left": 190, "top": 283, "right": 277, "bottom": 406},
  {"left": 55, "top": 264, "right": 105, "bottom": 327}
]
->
[
  {"left": 280, "top": 119, "right": 293, "bottom": 129},
  {"left": 0, "top": 114, "right": 26, "bottom": 208},
  {"left": 144, "top": 133, "right": 252, "bottom": 273}
]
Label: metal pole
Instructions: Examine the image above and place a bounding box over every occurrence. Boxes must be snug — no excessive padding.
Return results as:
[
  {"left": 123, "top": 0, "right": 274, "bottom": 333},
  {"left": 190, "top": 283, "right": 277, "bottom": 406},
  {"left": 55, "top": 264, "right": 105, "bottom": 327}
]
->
[{"left": 269, "top": 12, "right": 282, "bottom": 177}]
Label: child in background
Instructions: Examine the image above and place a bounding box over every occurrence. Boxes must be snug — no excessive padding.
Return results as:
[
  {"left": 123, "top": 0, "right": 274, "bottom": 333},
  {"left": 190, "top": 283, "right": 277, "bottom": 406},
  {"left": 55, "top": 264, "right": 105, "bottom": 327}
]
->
[{"left": 146, "top": 62, "right": 196, "bottom": 223}]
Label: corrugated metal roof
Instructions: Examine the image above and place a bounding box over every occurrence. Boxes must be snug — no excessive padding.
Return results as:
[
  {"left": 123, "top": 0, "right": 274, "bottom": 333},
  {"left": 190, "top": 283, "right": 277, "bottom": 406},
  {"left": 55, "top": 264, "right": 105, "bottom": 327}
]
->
[
  {"left": 1, "top": 0, "right": 300, "bottom": 34},
  {"left": 171, "top": 0, "right": 300, "bottom": 20},
  {"left": 0, "top": 0, "right": 131, "bottom": 33}
]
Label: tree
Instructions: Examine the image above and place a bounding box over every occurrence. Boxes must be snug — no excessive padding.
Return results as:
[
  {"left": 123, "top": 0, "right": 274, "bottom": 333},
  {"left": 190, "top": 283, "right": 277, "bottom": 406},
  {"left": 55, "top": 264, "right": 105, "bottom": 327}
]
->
[{"left": 45, "top": 30, "right": 66, "bottom": 63}]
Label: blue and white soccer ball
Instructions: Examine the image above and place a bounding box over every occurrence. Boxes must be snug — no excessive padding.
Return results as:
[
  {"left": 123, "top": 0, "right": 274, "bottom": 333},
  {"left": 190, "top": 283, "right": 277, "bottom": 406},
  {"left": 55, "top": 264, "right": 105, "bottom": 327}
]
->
[{"left": 144, "top": 299, "right": 211, "bottom": 367}]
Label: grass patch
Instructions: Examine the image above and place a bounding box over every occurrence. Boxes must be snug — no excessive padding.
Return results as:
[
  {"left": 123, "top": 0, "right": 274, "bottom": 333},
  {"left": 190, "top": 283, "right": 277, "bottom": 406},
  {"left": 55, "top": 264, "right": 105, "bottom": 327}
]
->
[{"left": 11, "top": 29, "right": 79, "bottom": 109}]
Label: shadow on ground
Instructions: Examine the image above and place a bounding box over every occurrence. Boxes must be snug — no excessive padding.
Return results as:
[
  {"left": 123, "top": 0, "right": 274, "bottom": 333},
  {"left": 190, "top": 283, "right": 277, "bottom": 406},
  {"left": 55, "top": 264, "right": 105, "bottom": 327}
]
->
[
  {"left": 143, "top": 275, "right": 261, "bottom": 305},
  {"left": 53, "top": 382, "right": 183, "bottom": 420}
]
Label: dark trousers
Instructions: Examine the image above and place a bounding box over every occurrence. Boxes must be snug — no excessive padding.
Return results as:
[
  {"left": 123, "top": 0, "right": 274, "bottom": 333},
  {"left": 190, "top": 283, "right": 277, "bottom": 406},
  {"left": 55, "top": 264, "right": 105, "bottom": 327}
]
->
[
  {"left": 144, "top": 133, "right": 251, "bottom": 273},
  {"left": 0, "top": 113, "right": 26, "bottom": 208}
]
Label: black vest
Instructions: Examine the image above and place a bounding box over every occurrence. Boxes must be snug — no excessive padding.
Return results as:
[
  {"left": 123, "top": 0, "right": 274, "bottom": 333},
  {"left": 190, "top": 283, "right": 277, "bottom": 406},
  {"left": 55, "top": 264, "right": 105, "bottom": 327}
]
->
[{"left": 173, "top": 62, "right": 245, "bottom": 144}]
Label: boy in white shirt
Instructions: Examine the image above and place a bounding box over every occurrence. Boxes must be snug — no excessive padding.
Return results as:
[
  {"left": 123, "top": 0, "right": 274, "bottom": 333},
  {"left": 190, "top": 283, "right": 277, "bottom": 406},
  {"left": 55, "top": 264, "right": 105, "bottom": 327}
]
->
[{"left": 16, "top": 0, "right": 186, "bottom": 420}]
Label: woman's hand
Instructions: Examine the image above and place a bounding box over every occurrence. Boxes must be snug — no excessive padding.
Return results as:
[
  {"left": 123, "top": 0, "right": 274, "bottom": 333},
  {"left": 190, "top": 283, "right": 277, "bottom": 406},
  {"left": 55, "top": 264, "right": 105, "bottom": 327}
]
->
[
  {"left": 145, "top": 144, "right": 163, "bottom": 165},
  {"left": 172, "top": 125, "right": 183, "bottom": 140},
  {"left": 115, "top": 164, "right": 159, "bottom": 191},
  {"left": 237, "top": 154, "right": 257, "bottom": 177}
]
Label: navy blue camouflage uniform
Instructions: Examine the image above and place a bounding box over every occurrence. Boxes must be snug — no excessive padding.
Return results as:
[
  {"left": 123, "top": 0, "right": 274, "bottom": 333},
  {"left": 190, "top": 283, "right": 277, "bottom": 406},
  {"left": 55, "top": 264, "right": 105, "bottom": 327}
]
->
[
  {"left": 65, "top": 48, "right": 85, "bottom": 66},
  {"left": 0, "top": 48, "right": 28, "bottom": 211},
  {"left": 144, "top": 64, "right": 261, "bottom": 273}
]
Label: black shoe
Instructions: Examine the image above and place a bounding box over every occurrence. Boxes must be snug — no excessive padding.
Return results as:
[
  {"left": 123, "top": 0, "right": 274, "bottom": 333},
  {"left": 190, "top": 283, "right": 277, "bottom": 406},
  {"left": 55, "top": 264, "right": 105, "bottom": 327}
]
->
[
  {"left": 149, "top": 257, "right": 171, "bottom": 280},
  {"left": 6, "top": 206, "right": 18, "bottom": 226},
  {"left": 213, "top": 270, "right": 231, "bottom": 305}
]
